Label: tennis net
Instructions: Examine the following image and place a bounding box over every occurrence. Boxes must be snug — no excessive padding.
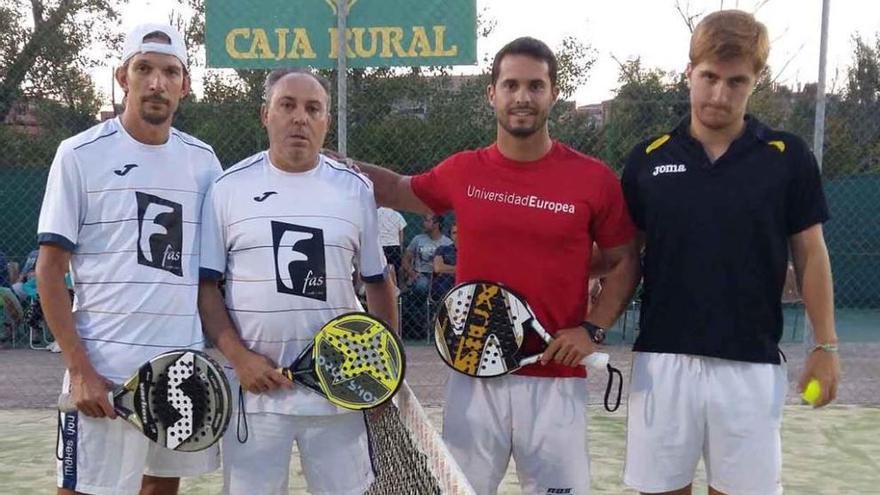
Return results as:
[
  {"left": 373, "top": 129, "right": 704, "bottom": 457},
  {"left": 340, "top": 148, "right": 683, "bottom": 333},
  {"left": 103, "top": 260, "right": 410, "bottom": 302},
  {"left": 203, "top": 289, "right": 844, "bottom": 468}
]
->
[{"left": 365, "top": 381, "right": 475, "bottom": 495}]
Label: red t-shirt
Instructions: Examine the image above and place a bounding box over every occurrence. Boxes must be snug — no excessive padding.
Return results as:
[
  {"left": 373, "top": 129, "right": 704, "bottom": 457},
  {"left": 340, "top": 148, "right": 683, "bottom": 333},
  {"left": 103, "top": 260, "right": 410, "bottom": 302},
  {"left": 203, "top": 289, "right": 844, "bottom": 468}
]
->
[{"left": 411, "top": 141, "right": 635, "bottom": 378}]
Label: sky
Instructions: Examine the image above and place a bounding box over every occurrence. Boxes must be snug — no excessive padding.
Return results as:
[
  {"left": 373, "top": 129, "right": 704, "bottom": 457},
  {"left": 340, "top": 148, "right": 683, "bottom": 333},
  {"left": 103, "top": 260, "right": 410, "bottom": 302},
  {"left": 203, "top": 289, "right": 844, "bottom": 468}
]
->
[{"left": 92, "top": 0, "right": 880, "bottom": 107}]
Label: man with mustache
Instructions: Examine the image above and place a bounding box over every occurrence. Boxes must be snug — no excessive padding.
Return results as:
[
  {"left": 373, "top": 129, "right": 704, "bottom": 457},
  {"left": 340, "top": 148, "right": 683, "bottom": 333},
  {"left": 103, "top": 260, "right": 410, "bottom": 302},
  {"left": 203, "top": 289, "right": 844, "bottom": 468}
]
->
[
  {"left": 339, "top": 37, "right": 640, "bottom": 494},
  {"left": 621, "top": 11, "right": 840, "bottom": 495},
  {"left": 36, "top": 24, "right": 222, "bottom": 495}
]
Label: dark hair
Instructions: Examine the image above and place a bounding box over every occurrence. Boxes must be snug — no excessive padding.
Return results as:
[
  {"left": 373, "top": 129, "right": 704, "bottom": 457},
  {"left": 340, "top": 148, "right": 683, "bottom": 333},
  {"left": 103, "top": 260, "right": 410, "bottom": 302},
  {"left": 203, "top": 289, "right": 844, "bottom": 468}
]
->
[
  {"left": 491, "top": 37, "right": 558, "bottom": 88},
  {"left": 263, "top": 68, "right": 332, "bottom": 105},
  {"left": 120, "top": 31, "right": 187, "bottom": 75},
  {"left": 143, "top": 31, "right": 172, "bottom": 44},
  {"left": 425, "top": 214, "right": 443, "bottom": 228}
]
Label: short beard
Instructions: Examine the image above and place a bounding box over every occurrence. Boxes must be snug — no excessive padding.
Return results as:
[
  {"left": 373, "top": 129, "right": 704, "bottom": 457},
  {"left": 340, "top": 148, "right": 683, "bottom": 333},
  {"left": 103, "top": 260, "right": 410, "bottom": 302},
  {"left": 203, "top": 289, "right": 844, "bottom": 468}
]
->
[
  {"left": 140, "top": 96, "right": 174, "bottom": 125},
  {"left": 140, "top": 108, "right": 171, "bottom": 126},
  {"left": 497, "top": 114, "right": 547, "bottom": 139}
]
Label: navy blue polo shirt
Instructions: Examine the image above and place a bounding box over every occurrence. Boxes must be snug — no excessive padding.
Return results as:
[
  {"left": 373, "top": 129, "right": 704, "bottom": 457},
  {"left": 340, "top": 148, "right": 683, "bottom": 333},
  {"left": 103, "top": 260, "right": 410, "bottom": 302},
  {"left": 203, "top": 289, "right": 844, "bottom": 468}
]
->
[{"left": 621, "top": 115, "right": 830, "bottom": 364}]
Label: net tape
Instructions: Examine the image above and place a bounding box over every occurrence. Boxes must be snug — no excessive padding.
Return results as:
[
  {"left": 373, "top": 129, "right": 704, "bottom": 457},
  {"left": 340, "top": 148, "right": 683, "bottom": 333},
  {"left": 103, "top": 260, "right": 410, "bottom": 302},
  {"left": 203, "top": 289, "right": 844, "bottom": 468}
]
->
[{"left": 366, "top": 381, "right": 475, "bottom": 495}]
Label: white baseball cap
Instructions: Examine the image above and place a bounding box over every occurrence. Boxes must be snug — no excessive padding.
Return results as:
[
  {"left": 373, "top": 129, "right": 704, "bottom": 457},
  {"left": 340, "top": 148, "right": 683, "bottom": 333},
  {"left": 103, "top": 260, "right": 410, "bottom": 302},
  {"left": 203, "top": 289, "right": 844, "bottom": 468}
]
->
[{"left": 121, "top": 23, "right": 188, "bottom": 70}]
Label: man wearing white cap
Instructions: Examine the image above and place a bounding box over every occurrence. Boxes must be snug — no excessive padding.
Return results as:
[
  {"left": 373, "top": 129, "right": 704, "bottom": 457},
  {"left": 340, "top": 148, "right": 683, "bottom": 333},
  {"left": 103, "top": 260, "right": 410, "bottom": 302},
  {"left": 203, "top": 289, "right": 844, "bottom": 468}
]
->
[{"left": 36, "top": 23, "right": 222, "bottom": 495}]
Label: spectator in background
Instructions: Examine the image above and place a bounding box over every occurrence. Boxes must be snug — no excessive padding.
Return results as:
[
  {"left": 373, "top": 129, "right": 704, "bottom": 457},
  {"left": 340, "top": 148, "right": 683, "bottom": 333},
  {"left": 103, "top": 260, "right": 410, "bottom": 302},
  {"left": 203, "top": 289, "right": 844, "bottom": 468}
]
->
[
  {"left": 401, "top": 214, "right": 451, "bottom": 337},
  {"left": 11, "top": 249, "right": 39, "bottom": 300},
  {"left": 431, "top": 220, "right": 457, "bottom": 298},
  {"left": 377, "top": 206, "right": 407, "bottom": 286},
  {"left": 0, "top": 250, "right": 9, "bottom": 287},
  {"left": 1, "top": 283, "right": 23, "bottom": 345}
]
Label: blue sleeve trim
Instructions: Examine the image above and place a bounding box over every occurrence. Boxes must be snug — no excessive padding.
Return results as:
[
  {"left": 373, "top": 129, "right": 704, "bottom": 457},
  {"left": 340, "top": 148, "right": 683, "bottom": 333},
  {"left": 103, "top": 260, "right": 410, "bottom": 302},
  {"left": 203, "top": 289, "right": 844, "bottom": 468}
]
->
[
  {"left": 37, "top": 233, "right": 75, "bottom": 252},
  {"left": 199, "top": 268, "right": 224, "bottom": 280},
  {"left": 360, "top": 272, "right": 386, "bottom": 284}
]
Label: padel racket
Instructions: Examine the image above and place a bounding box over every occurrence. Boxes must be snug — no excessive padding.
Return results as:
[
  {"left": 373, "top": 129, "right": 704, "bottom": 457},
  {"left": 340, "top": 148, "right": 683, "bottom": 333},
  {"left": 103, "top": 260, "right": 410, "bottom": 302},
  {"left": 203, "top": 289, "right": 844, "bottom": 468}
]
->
[
  {"left": 58, "top": 350, "right": 232, "bottom": 451},
  {"left": 434, "top": 281, "right": 610, "bottom": 376},
  {"left": 277, "top": 312, "right": 405, "bottom": 410}
]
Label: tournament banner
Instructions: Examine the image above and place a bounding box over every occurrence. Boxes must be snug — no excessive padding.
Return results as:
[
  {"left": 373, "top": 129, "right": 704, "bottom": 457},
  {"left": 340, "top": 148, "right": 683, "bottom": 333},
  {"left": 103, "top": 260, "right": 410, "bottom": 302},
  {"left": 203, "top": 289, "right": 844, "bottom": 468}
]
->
[{"left": 206, "top": 0, "right": 477, "bottom": 68}]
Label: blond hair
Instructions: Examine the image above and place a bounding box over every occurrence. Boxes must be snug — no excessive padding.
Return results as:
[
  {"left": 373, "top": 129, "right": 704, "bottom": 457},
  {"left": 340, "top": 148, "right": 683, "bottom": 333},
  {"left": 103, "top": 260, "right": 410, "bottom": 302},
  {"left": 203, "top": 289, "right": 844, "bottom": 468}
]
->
[{"left": 690, "top": 10, "right": 769, "bottom": 74}]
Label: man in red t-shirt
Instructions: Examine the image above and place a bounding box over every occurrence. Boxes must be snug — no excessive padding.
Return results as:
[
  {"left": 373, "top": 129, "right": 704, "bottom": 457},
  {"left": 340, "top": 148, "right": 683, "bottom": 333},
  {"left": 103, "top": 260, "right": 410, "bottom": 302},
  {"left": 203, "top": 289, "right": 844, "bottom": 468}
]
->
[{"left": 353, "top": 37, "right": 639, "bottom": 494}]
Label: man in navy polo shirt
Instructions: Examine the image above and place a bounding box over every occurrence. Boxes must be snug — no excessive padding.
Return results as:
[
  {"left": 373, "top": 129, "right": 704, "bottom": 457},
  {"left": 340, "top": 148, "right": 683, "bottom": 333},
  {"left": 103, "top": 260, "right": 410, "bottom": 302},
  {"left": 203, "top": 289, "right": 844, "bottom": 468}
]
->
[{"left": 621, "top": 10, "right": 841, "bottom": 495}]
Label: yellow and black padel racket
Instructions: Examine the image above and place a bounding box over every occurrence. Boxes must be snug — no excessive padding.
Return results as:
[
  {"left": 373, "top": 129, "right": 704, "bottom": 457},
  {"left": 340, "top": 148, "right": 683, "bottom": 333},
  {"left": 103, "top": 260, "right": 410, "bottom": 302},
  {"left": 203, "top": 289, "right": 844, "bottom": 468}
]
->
[{"left": 278, "top": 312, "right": 405, "bottom": 410}]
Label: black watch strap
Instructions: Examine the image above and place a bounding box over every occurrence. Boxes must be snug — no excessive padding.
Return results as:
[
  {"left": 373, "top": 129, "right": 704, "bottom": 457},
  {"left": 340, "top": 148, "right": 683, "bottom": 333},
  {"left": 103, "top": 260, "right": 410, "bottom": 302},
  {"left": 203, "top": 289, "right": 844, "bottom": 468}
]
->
[{"left": 580, "top": 321, "right": 606, "bottom": 344}]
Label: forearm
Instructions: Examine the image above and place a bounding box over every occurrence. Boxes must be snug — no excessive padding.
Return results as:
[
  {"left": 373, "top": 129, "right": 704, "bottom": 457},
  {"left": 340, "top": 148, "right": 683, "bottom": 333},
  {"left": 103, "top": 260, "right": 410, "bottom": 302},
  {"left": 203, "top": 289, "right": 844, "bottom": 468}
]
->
[
  {"left": 586, "top": 245, "right": 640, "bottom": 328},
  {"left": 198, "top": 280, "right": 252, "bottom": 365},
  {"left": 360, "top": 163, "right": 404, "bottom": 208},
  {"left": 402, "top": 253, "right": 415, "bottom": 276},
  {"left": 365, "top": 278, "right": 399, "bottom": 333},
  {"left": 795, "top": 246, "right": 837, "bottom": 343},
  {"left": 435, "top": 261, "right": 455, "bottom": 274},
  {"left": 36, "top": 249, "right": 94, "bottom": 375}
]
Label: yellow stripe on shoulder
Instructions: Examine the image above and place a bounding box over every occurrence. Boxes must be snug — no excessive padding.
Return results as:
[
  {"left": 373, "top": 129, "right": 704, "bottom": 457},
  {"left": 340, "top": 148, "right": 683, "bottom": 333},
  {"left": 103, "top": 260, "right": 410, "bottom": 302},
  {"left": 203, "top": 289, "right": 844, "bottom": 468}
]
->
[
  {"left": 768, "top": 140, "right": 786, "bottom": 153},
  {"left": 645, "top": 134, "right": 671, "bottom": 154}
]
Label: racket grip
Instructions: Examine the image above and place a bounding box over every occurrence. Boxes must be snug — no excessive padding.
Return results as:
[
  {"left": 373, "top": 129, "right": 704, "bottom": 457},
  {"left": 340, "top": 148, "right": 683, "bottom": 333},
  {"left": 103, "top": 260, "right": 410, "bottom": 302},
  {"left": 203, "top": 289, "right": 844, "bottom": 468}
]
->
[
  {"left": 276, "top": 367, "right": 294, "bottom": 381},
  {"left": 57, "top": 391, "right": 114, "bottom": 412},
  {"left": 580, "top": 352, "right": 610, "bottom": 370}
]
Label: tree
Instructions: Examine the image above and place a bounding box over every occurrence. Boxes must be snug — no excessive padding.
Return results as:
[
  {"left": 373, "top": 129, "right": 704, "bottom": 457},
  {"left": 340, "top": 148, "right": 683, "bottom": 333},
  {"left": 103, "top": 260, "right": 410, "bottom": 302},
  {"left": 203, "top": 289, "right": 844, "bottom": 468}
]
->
[
  {"left": 555, "top": 35, "right": 596, "bottom": 101},
  {"left": 835, "top": 34, "right": 880, "bottom": 176},
  {"left": 0, "top": 0, "right": 124, "bottom": 122},
  {"left": 598, "top": 57, "right": 689, "bottom": 169}
]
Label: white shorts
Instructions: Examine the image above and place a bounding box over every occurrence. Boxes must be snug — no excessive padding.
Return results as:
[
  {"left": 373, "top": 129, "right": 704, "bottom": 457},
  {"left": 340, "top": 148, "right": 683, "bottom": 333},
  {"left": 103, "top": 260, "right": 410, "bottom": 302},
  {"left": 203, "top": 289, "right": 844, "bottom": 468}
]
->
[
  {"left": 56, "top": 373, "right": 220, "bottom": 495},
  {"left": 222, "top": 411, "right": 373, "bottom": 495},
  {"left": 624, "top": 352, "right": 786, "bottom": 495},
  {"left": 442, "top": 372, "right": 591, "bottom": 495}
]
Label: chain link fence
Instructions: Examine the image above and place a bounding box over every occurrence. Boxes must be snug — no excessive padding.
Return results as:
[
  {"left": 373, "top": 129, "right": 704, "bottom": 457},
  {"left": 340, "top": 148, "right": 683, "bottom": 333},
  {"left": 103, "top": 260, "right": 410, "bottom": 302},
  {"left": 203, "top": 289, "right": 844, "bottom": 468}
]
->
[{"left": 1, "top": 28, "right": 878, "bottom": 344}]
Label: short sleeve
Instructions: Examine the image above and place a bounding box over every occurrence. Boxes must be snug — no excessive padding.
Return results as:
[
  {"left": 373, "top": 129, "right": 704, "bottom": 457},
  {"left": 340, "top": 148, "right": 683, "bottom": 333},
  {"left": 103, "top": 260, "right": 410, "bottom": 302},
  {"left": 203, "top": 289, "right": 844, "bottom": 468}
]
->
[
  {"left": 37, "top": 142, "right": 85, "bottom": 252},
  {"left": 199, "top": 182, "right": 227, "bottom": 280},
  {"left": 410, "top": 156, "right": 457, "bottom": 214},
  {"left": 396, "top": 211, "right": 407, "bottom": 231},
  {"left": 591, "top": 167, "right": 636, "bottom": 249},
  {"left": 208, "top": 155, "right": 224, "bottom": 182},
  {"left": 621, "top": 144, "right": 646, "bottom": 231},
  {"left": 358, "top": 185, "right": 388, "bottom": 283},
  {"left": 786, "top": 141, "right": 830, "bottom": 235},
  {"left": 406, "top": 236, "right": 420, "bottom": 255}
]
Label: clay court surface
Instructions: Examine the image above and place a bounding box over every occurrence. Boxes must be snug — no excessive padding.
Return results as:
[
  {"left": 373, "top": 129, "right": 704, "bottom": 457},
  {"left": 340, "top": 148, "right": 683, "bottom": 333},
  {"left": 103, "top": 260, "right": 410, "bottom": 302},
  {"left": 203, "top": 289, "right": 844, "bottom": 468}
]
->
[{"left": 1, "top": 343, "right": 878, "bottom": 494}]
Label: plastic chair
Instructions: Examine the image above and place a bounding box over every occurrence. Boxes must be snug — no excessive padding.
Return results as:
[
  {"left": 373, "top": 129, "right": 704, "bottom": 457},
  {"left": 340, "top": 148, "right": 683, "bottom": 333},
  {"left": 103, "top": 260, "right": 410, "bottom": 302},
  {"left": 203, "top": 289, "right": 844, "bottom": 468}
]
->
[{"left": 0, "top": 287, "right": 24, "bottom": 347}]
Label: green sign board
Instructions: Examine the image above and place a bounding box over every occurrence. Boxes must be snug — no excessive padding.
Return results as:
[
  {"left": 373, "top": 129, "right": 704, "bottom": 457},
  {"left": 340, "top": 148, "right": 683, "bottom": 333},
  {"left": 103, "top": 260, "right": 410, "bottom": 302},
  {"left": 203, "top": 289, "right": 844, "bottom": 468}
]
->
[{"left": 206, "top": 0, "right": 476, "bottom": 69}]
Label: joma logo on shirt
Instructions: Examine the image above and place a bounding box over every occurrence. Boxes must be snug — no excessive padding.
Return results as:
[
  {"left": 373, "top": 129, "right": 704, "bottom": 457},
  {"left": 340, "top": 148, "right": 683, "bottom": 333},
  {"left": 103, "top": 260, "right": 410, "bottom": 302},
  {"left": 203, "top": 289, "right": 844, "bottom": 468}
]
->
[{"left": 652, "top": 163, "right": 687, "bottom": 176}]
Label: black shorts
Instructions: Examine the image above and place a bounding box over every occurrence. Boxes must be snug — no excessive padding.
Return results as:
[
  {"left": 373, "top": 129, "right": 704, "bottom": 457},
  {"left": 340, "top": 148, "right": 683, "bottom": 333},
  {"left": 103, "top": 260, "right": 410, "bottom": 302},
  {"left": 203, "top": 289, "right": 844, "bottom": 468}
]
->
[{"left": 382, "top": 246, "right": 402, "bottom": 271}]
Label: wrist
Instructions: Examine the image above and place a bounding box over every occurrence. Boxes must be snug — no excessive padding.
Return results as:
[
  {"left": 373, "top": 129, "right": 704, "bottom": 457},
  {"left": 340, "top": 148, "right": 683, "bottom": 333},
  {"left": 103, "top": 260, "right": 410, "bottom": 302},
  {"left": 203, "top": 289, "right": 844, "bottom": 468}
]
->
[
  {"left": 223, "top": 339, "right": 255, "bottom": 366},
  {"left": 68, "top": 360, "right": 98, "bottom": 378},
  {"left": 809, "top": 343, "right": 839, "bottom": 354},
  {"left": 580, "top": 321, "right": 606, "bottom": 344}
]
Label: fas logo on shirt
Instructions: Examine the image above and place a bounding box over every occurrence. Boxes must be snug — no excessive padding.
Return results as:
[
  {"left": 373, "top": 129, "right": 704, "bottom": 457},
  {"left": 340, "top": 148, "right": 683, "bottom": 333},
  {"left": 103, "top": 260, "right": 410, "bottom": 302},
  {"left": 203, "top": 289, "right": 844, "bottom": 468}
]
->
[
  {"left": 136, "top": 192, "right": 183, "bottom": 276},
  {"left": 271, "top": 220, "right": 327, "bottom": 301}
]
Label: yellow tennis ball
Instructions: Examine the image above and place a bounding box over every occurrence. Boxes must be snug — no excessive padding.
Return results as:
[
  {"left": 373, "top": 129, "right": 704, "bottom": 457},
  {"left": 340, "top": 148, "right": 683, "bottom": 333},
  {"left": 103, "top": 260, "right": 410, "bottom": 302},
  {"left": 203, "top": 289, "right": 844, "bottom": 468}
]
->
[{"left": 802, "top": 379, "right": 822, "bottom": 405}]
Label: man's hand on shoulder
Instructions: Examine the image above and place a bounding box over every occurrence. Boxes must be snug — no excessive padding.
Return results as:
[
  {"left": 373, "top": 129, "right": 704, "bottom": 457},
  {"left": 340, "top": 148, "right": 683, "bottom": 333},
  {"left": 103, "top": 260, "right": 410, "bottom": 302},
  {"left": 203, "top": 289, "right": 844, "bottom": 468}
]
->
[{"left": 322, "top": 148, "right": 363, "bottom": 173}]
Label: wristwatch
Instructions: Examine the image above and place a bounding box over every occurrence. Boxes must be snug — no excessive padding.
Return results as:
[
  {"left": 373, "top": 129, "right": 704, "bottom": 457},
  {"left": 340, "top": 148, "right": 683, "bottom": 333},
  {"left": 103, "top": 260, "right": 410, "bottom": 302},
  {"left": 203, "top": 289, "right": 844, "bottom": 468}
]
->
[{"left": 580, "top": 321, "right": 606, "bottom": 344}]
